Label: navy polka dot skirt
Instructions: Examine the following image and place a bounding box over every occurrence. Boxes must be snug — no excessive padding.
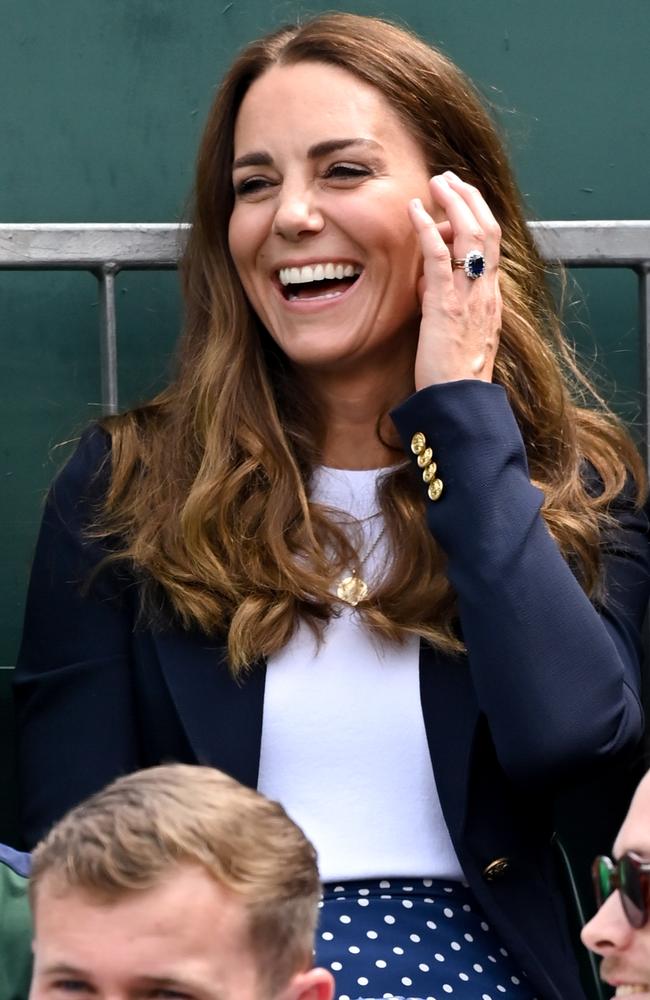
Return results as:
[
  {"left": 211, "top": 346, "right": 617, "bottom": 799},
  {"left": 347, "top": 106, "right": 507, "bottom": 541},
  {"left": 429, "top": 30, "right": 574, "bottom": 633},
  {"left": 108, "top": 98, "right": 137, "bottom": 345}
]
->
[{"left": 315, "top": 878, "right": 538, "bottom": 1000}]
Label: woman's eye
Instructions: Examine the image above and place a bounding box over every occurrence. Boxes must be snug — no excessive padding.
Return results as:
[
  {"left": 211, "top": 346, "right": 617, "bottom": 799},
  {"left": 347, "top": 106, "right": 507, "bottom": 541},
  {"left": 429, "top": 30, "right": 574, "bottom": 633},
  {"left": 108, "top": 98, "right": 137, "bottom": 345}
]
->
[
  {"left": 324, "top": 162, "right": 371, "bottom": 181},
  {"left": 233, "top": 175, "right": 274, "bottom": 197},
  {"left": 50, "top": 981, "right": 91, "bottom": 994}
]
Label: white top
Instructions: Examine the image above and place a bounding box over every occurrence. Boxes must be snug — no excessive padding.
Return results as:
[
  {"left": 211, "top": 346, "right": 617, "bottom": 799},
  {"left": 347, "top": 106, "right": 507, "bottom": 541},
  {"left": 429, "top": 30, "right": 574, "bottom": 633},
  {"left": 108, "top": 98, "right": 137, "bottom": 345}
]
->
[{"left": 258, "top": 466, "right": 463, "bottom": 883}]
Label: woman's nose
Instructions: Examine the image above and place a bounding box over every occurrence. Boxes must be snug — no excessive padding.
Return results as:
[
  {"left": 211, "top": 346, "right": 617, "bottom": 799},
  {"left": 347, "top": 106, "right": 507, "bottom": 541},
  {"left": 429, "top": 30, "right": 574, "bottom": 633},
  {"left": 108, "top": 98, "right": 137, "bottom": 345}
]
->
[
  {"left": 581, "top": 890, "right": 636, "bottom": 955},
  {"left": 272, "top": 186, "right": 325, "bottom": 241}
]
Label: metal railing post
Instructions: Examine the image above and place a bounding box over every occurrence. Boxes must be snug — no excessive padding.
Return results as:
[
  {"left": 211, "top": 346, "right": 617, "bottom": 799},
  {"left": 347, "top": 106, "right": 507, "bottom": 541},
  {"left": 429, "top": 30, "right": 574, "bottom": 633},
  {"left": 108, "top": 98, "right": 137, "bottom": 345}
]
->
[
  {"left": 639, "top": 266, "right": 650, "bottom": 470},
  {"left": 95, "top": 263, "right": 119, "bottom": 416}
]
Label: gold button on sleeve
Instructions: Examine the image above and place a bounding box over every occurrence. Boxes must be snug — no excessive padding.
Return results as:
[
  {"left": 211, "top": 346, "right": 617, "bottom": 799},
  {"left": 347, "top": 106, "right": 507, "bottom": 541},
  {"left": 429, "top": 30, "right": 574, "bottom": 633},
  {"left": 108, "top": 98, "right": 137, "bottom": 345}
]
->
[
  {"left": 410, "top": 432, "right": 426, "bottom": 455},
  {"left": 422, "top": 462, "right": 438, "bottom": 483},
  {"left": 428, "top": 478, "right": 444, "bottom": 501},
  {"left": 417, "top": 447, "right": 433, "bottom": 468}
]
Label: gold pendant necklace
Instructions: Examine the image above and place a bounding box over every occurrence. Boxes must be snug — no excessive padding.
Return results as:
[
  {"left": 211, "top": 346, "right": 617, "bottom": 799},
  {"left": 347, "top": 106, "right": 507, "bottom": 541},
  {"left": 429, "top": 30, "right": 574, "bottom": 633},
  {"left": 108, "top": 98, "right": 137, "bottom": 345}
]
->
[
  {"left": 336, "top": 524, "right": 386, "bottom": 606},
  {"left": 336, "top": 571, "right": 369, "bottom": 607}
]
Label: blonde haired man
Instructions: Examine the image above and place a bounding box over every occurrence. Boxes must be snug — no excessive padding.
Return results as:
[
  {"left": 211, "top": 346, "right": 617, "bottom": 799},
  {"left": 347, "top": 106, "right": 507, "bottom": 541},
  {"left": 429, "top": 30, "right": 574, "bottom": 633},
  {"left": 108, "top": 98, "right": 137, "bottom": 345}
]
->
[{"left": 28, "top": 764, "right": 334, "bottom": 1000}]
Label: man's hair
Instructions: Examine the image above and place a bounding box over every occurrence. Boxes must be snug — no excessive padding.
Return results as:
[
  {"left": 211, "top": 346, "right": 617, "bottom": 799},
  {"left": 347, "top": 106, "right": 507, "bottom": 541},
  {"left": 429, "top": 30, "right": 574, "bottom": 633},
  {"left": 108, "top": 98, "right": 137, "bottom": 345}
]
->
[{"left": 30, "top": 764, "right": 321, "bottom": 993}]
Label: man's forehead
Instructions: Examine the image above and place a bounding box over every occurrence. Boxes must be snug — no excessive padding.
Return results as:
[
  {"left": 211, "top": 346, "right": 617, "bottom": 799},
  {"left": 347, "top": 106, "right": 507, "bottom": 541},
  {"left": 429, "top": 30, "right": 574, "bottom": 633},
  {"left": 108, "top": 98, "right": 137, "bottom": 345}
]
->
[
  {"left": 31, "top": 867, "right": 258, "bottom": 1000},
  {"left": 614, "top": 769, "right": 650, "bottom": 858},
  {"left": 32, "top": 864, "right": 253, "bottom": 953}
]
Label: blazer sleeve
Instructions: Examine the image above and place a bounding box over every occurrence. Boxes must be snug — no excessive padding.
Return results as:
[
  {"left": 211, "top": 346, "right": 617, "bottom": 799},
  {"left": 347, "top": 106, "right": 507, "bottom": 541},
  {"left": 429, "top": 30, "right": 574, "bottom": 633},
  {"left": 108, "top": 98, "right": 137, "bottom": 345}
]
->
[
  {"left": 13, "top": 426, "right": 141, "bottom": 846},
  {"left": 391, "top": 380, "right": 650, "bottom": 786}
]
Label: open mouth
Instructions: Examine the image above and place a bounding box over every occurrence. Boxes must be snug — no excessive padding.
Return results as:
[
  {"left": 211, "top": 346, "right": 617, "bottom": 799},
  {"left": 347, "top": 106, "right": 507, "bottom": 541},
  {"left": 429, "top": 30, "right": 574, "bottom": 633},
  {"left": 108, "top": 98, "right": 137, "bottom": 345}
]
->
[{"left": 277, "top": 262, "right": 362, "bottom": 301}]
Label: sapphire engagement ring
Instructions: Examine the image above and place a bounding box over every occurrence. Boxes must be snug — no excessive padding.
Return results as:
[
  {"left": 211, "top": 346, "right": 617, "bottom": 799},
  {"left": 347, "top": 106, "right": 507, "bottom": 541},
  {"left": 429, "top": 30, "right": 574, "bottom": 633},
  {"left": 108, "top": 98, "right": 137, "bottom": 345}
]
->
[{"left": 451, "top": 250, "right": 486, "bottom": 279}]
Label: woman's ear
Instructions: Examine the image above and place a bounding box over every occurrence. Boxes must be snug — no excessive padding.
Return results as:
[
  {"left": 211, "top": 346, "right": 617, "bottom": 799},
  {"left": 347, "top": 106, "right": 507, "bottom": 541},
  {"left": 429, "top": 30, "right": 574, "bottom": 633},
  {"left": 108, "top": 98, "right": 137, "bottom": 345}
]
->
[{"left": 283, "top": 966, "right": 335, "bottom": 1000}]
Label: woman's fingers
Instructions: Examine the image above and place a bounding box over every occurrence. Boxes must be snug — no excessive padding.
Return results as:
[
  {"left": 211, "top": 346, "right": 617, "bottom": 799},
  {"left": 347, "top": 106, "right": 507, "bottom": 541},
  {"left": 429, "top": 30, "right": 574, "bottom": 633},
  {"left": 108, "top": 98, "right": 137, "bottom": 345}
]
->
[
  {"left": 407, "top": 198, "right": 457, "bottom": 294},
  {"left": 429, "top": 172, "right": 501, "bottom": 273},
  {"left": 407, "top": 201, "right": 453, "bottom": 255},
  {"left": 442, "top": 171, "right": 501, "bottom": 270},
  {"left": 408, "top": 179, "right": 501, "bottom": 389}
]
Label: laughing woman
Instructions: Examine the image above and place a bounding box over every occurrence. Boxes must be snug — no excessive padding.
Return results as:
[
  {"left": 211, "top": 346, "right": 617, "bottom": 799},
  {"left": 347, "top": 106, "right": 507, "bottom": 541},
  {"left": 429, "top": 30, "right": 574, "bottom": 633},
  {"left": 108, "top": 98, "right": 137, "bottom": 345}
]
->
[{"left": 15, "top": 14, "right": 650, "bottom": 1000}]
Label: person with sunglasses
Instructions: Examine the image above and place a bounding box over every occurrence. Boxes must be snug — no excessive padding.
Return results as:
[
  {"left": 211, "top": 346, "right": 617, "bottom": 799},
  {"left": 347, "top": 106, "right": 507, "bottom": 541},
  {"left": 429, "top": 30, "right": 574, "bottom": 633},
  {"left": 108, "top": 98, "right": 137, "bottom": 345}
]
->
[{"left": 582, "top": 768, "right": 650, "bottom": 997}]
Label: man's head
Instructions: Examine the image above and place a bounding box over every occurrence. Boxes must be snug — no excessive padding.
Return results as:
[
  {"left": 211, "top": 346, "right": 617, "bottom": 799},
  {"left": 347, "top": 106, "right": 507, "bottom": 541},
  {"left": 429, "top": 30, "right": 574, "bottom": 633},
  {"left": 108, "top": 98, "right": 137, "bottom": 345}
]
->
[
  {"left": 29, "top": 764, "right": 334, "bottom": 1000},
  {"left": 582, "top": 768, "right": 650, "bottom": 996}
]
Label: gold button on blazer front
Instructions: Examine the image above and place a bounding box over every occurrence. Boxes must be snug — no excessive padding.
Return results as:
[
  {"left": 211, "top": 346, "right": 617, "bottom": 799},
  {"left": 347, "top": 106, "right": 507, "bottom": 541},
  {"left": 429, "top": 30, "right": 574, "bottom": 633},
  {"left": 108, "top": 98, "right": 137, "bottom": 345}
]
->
[{"left": 482, "top": 857, "right": 510, "bottom": 881}]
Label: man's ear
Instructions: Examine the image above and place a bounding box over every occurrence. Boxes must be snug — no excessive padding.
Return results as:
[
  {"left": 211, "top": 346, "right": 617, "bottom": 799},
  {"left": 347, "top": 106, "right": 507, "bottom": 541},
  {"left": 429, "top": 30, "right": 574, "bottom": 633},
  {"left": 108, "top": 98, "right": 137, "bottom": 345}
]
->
[{"left": 283, "top": 966, "right": 335, "bottom": 1000}]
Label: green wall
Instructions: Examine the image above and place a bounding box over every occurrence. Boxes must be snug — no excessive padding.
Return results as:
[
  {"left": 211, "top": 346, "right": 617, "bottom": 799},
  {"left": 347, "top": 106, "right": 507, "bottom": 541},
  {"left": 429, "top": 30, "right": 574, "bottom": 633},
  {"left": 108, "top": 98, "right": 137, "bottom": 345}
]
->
[{"left": 1, "top": 0, "right": 648, "bottom": 843}]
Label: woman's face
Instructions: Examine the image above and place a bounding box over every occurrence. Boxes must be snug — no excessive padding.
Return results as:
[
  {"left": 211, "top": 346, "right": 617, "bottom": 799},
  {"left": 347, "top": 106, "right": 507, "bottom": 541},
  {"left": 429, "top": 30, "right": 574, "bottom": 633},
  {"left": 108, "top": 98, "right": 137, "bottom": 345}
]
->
[{"left": 228, "top": 61, "right": 435, "bottom": 378}]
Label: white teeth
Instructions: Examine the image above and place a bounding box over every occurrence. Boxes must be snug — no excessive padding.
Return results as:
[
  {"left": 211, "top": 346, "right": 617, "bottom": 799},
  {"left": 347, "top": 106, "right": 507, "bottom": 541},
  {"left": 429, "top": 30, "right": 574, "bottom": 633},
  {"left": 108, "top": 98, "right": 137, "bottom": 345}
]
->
[
  {"left": 615, "top": 987, "right": 650, "bottom": 996},
  {"left": 278, "top": 262, "right": 362, "bottom": 286}
]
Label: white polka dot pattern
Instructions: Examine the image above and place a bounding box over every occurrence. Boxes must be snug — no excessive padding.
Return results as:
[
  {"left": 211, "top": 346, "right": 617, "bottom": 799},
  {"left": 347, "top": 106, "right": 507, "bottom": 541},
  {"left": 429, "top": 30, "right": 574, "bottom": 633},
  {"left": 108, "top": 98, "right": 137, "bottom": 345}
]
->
[{"left": 316, "top": 878, "right": 538, "bottom": 1000}]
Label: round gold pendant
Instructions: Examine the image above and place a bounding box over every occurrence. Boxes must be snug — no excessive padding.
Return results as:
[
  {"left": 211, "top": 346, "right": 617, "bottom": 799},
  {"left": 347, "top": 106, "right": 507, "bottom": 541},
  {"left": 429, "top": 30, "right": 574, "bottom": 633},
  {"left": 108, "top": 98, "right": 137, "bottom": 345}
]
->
[{"left": 336, "top": 574, "right": 369, "bottom": 606}]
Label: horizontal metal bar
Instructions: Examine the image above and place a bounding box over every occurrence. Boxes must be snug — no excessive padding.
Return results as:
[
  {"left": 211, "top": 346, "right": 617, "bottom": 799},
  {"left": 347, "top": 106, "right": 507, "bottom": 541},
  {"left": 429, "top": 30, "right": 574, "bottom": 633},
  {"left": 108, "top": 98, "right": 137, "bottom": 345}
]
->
[
  {"left": 0, "top": 221, "right": 649, "bottom": 270},
  {"left": 0, "top": 223, "right": 188, "bottom": 269},
  {"left": 532, "top": 221, "right": 650, "bottom": 268}
]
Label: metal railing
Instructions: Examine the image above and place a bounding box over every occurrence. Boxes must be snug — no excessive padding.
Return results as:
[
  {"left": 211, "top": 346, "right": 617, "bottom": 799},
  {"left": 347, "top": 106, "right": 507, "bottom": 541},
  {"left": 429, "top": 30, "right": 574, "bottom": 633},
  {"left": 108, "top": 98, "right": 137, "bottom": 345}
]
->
[{"left": 1, "top": 220, "right": 649, "bottom": 457}]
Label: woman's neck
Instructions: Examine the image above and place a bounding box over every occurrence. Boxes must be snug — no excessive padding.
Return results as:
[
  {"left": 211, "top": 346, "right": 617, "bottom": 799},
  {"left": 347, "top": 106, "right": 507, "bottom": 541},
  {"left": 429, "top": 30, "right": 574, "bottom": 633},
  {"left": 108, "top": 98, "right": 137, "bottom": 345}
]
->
[{"left": 301, "top": 362, "right": 414, "bottom": 470}]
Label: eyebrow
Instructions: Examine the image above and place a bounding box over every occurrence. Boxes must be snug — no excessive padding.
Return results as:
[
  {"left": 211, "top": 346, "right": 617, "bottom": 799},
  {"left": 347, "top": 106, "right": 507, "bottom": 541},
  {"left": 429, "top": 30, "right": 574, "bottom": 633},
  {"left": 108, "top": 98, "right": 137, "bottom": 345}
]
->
[
  {"left": 41, "top": 963, "right": 87, "bottom": 975},
  {"left": 39, "top": 964, "right": 223, "bottom": 998},
  {"left": 232, "top": 137, "right": 383, "bottom": 170},
  {"left": 139, "top": 975, "right": 219, "bottom": 996}
]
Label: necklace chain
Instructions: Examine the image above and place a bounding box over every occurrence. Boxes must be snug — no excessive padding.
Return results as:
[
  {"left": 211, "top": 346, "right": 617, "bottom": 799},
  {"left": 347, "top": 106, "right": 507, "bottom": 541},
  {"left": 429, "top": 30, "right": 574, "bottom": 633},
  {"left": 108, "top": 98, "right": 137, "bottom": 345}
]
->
[
  {"left": 329, "top": 509, "right": 382, "bottom": 527},
  {"left": 336, "top": 521, "right": 387, "bottom": 607}
]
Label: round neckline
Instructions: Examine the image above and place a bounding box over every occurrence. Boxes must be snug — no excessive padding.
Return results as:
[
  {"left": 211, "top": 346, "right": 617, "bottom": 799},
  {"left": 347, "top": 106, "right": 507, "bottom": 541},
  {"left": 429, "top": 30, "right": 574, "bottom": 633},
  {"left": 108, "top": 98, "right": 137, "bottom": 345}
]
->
[
  {"left": 311, "top": 466, "right": 387, "bottom": 520},
  {"left": 318, "top": 465, "right": 386, "bottom": 476}
]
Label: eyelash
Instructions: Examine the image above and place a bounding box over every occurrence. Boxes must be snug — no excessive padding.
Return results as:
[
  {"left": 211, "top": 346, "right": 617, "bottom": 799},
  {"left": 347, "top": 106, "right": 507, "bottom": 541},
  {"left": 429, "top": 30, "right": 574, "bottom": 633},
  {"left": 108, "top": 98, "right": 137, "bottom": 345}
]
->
[
  {"left": 233, "top": 176, "right": 272, "bottom": 196},
  {"left": 233, "top": 162, "right": 371, "bottom": 197},
  {"left": 324, "top": 162, "right": 371, "bottom": 179}
]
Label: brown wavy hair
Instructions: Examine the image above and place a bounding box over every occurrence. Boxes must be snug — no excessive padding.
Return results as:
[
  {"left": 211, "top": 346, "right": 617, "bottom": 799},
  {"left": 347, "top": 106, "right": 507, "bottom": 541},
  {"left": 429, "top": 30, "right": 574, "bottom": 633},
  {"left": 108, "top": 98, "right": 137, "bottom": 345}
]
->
[{"left": 97, "top": 13, "right": 645, "bottom": 672}]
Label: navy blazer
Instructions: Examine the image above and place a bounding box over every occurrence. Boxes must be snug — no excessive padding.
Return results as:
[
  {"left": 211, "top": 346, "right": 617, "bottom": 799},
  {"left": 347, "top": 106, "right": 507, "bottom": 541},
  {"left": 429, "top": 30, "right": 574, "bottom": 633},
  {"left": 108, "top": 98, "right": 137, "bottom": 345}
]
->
[{"left": 14, "top": 381, "right": 650, "bottom": 1000}]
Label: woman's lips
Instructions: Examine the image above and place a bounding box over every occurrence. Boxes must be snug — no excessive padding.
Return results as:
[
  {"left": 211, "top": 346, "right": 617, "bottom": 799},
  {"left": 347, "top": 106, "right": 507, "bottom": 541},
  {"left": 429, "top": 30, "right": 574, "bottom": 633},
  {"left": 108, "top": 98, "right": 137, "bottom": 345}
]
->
[{"left": 274, "top": 268, "right": 364, "bottom": 310}]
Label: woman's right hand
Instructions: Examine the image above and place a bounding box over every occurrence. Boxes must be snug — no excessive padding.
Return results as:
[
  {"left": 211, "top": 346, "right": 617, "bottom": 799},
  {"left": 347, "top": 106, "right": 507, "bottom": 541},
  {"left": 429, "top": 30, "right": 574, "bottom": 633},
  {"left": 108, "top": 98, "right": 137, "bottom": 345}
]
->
[{"left": 408, "top": 171, "right": 502, "bottom": 391}]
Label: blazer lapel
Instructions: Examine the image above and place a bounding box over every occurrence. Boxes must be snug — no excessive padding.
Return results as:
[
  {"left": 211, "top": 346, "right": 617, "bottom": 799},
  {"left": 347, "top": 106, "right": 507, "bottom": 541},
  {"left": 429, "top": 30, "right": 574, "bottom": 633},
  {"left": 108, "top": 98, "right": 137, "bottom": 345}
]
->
[
  {"left": 419, "top": 640, "right": 479, "bottom": 839},
  {"left": 152, "top": 628, "right": 266, "bottom": 790}
]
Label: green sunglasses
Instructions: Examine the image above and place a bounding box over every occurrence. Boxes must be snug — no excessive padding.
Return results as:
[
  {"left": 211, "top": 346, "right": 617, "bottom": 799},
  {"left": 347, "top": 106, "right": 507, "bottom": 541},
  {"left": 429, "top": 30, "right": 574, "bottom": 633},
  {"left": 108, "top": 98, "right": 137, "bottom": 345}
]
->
[{"left": 592, "top": 852, "right": 650, "bottom": 928}]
